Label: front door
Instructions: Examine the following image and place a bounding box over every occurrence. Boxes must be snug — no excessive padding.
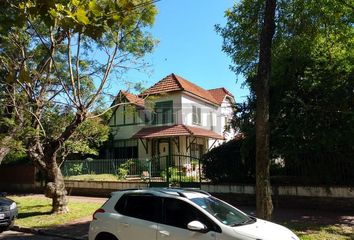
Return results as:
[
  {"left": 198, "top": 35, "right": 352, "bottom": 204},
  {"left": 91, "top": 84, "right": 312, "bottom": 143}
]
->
[
  {"left": 159, "top": 142, "right": 169, "bottom": 156},
  {"left": 157, "top": 198, "right": 217, "bottom": 240},
  {"left": 159, "top": 141, "right": 169, "bottom": 169}
]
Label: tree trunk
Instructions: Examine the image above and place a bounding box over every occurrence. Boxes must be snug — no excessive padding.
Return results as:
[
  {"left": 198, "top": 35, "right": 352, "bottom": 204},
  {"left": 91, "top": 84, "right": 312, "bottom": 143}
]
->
[
  {"left": 0, "top": 136, "right": 12, "bottom": 165},
  {"left": 0, "top": 146, "right": 10, "bottom": 165},
  {"left": 255, "top": 0, "right": 276, "bottom": 220},
  {"left": 27, "top": 112, "right": 86, "bottom": 213},
  {"left": 44, "top": 153, "right": 69, "bottom": 213}
]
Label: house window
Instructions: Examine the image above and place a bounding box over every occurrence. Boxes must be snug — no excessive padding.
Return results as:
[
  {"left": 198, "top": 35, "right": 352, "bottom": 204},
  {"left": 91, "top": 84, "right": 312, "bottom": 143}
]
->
[
  {"left": 153, "top": 101, "right": 173, "bottom": 125},
  {"left": 113, "top": 139, "right": 138, "bottom": 159},
  {"left": 190, "top": 143, "right": 203, "bottom": 159},
  {"left": 192, "top": 106, "right": 201, "bottom": 125},
  {"left": 209, "top": 112, "right": 214, "bottom": 131}
]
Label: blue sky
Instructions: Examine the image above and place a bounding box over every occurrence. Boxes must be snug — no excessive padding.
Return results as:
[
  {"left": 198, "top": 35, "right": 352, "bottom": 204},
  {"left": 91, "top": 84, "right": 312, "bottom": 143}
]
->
[{"left": 120, "top": 0, "right": 250, "bottom": 103}]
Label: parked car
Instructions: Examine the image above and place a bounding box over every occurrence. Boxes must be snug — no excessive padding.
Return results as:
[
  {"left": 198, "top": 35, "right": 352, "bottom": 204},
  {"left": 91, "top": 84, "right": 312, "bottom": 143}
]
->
[
  {"left": 89, "top": 188, "right": 299, "bottom": 240},
  {"left": 0, "top": 192, "right": 18, "bottom": 232}
]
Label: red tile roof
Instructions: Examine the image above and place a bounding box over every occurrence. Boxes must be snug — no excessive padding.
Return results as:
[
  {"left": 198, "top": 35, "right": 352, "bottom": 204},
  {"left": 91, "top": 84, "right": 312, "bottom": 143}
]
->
[
  {"left": 132, "top": 124, "right": 224, "bottom": 139},
  {"left": 140, "top": 74, "right": 182, "bottom": 95},
  {"left": 208, "top": 88, "right": 234, "bottom": 105},
  {"left": 119, "top": 91, "right": 145, "bottom": 107},
  {"left": 141, "top": 74, "right": 220, "bottom": 105}
]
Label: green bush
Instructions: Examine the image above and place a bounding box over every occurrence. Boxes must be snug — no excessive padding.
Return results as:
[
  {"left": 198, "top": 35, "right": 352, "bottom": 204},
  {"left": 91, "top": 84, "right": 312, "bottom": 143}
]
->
[
  {"left": 117, "top": 159, "right": 134, "bottom": 179},
  {"left": 2, "top": 152, "right": 30, "bottom": 165},
  {"left": 67, "top": 163, "right": 83, "bottom": 176},
  {"left": 201, "top": 139, "right": 255, "bottom": 183},
  {"left": 160, "top": 166, "right": 198, "bottom": 183}
]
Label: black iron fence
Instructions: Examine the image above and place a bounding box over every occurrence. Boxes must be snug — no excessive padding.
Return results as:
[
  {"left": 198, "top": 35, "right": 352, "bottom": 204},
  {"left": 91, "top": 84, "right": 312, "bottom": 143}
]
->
[
  {"left": 61, "top": 155, "right": 202, "bottom": 186},
  {"left": 270, "top": 153, "right": 354, "bottom": 185}
]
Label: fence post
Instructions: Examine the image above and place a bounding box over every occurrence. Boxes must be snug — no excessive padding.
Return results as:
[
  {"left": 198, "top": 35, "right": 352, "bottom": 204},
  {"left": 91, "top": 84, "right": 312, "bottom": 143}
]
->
[
  {"left": 179, "top": 155, "right": 181, "bottom": 183},
  {"left": 148, "top": 158, "right": 152, "bottom": 186},
  {"left": 166, "top": 156, "right": 170, "bottom": 187},
  {"left": 198, "top": 157, "right": 202, "bottom": 188},
  {"left": 112, "top": 160, "right": 117, "bottom": 176}
]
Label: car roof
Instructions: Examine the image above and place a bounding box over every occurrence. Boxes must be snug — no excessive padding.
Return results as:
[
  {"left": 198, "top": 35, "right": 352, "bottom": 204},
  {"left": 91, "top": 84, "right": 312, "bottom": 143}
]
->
[{"left": 111, "top": 188, "right": 211, "bottom": 199}]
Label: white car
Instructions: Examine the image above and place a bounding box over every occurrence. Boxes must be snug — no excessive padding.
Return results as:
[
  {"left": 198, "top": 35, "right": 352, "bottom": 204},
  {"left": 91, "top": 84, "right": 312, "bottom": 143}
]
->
[{"left": 89, "top": 188, "right": 299, "bottom": 240}]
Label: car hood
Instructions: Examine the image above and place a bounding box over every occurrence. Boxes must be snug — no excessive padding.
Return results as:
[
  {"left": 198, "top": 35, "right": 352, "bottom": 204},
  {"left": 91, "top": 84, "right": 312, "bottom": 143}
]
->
[
  {"left": 232, "top": 219, "right": 299, "bottom": 240},
  {"left": 0, "top": 197, "right": 14, "bottom": 206}
]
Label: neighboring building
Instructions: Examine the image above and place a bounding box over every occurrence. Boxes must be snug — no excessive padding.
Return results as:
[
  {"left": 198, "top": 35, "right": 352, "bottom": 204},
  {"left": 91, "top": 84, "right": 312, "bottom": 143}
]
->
[{"left": 106, "top": 73, "right": 236, "bottom": 166}]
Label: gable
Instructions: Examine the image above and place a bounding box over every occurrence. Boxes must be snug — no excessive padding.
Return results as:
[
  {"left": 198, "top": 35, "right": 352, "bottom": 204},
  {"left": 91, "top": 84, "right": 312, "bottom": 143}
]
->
[
  {"left": 208, "top": 88, "right": 235, "bottom": 105},
  {"left": 141, "top": 73, "right": 219, "bottom": 105}
]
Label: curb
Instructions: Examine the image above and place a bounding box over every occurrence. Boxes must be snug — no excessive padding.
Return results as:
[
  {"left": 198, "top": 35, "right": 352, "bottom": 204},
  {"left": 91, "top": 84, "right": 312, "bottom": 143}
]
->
[{"left": 11, "top": 226, "right": 87, "bottom": 240}]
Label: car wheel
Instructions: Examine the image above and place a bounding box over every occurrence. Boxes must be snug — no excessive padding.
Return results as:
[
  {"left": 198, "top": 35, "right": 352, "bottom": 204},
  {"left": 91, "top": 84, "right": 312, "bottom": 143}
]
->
[
  {"left": 95, "top": 232, "right": 118, "bottom": 240},
  {"left": 0, "top": 220, "right": 15, "bottom": 233},
  {"left": 0, "top": 226, "right": 9, "bottom": 233}
]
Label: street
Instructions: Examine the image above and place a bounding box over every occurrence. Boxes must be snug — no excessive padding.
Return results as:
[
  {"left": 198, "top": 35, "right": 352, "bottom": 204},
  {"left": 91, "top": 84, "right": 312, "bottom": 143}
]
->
[{"left": 0, "top": 231, "right": 69, "bottom": 240}]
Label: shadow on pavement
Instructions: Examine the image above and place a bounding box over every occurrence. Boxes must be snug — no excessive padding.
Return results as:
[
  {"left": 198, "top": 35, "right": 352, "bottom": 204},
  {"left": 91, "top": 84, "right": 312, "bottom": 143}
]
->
[
  {"left": 45, "top": 220, "right": 91, "bottom": 239},
  {"left": 239, "top": 205, "right": 354, "bottom": 239},
  {"left": 0, "top": 231, "right": 67, "bottom": 240}
]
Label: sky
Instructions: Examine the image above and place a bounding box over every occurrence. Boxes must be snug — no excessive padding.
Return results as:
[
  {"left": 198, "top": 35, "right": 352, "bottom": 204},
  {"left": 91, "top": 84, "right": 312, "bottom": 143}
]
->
[{"left": 120, "top": 0, "right": 250, "bottom": 103}]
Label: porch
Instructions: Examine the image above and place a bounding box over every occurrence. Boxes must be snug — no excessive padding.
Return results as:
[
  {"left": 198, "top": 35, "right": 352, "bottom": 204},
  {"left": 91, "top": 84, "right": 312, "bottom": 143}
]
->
[
  {"left": 97, "top": 124, "right": 224, "bottom": 186},
  {"left": 131, "top": 124, "right": 224, "bottom": 159}
]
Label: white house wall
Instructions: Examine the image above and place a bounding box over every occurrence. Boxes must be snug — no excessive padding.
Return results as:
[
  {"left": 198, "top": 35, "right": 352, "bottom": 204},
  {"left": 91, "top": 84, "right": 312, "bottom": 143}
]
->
[
  {"left": 110, "top": 104, "right": 145, "bottom": 140},
  {"left": 221, "top": 97, "right": 236, "bottom": 141},
  {"left": 181, "top": 93, "right": 219, "bottom": 131},
  {"left": 138, "top": 140, "right": 150, "bottom": 159}
]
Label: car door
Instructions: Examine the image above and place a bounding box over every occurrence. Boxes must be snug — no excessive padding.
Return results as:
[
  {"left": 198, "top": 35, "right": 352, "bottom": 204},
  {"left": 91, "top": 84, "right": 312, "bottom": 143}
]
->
[
  {"left": 157, "top": 198, "right": 219, "bottom": 240},
  {"left": 114, "top": 194, "right": 162, "bottom": 240}
]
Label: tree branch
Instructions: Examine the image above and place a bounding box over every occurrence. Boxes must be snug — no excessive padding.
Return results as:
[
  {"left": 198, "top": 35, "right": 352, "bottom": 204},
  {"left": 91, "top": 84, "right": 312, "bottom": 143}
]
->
[
  {"left": 67, "top": 31, "right": 78, "bottom": 104},
  {"left": 85, "top": 43, "right": 119, "bottom": 108},
  {"left": 27, "top": 19, "right": 80, "bottom": 109},
  {"left": 76, "top": 32, "right": 83, "bottom": 106}
]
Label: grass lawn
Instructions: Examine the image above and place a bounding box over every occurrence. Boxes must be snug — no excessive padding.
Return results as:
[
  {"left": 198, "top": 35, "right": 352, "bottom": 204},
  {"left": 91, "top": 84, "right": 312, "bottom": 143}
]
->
[
  {"left": 65, "top": 173, "right": 119, "bottom": 181},
  {"left": 284, "top": 222, "right": 354, "bottom": 240},
  {"left": 10, "top": 195, "right": 101, "bottom": 228}
]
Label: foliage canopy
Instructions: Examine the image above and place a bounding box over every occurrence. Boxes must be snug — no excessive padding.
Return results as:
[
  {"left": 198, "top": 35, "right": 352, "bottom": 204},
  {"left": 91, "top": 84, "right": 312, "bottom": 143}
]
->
[{"left": 216, "top": 0, "right": 354, "bottom": 185}]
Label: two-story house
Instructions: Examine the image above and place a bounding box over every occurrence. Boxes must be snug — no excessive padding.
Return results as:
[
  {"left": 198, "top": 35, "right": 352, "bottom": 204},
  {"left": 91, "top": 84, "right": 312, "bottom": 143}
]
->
[{"left": 106, "top": 73, "right": 235, "bottom": 171}]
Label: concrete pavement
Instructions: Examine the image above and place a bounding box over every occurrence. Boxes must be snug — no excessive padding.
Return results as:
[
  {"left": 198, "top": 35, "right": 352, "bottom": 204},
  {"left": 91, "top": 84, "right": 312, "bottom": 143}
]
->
[{"left": 0, "top": 231, "right": 68, "bottom": 240}]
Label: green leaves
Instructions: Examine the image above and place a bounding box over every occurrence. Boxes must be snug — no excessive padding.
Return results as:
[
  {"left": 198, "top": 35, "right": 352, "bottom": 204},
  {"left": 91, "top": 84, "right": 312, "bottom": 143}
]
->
[
  {"left": 88, "top": 0, "right": 101, "bottom": 17},
  {"left": 71, "top": 0, "right": 80, "bottom": 7},
  {"left": 18, "top": 69, "right": 31, "bottom": 83},
  {"left": 0, "top": 0, "right": 157, "bottom": 162},
  {"left": 75, "top": 7, "right": 89, "bottom": 25},
  {"left": 222, "top": 0, "right": 354, "bottom": 184}
]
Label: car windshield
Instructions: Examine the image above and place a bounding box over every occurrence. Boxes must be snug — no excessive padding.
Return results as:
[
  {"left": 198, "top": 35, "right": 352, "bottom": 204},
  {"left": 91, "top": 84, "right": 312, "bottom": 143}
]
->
[{"left": 190, "top": 196, "right": 254, "bottom": 226}]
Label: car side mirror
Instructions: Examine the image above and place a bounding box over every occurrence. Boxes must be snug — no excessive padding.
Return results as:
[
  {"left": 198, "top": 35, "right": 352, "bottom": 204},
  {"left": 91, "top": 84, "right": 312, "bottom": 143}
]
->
[{"left": 187, "top": 221, "right": 208, "bottom": 233}]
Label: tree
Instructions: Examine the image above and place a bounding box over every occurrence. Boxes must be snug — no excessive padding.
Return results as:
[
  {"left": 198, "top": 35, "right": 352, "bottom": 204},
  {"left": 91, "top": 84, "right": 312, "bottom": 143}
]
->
[
  {"left": 254, "top": 0, "right": 276, "bottom": 220},
  {"left": 40, "top": 105, "right": 110, "bottom": 163},
  {"left": 0, "top": 0, "right": 157, "bottom": 213},
  {"left": 217, "top": 0, "right": 276, "bottom": 219},
  {"left": 217, "top": 0, "right": 354, "bottom": 212}
]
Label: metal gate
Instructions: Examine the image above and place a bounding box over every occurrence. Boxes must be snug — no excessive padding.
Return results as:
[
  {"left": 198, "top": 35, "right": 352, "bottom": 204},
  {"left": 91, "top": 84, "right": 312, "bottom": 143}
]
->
[{"left": 148, "top": 154, "right": 202, "bottom": 188}]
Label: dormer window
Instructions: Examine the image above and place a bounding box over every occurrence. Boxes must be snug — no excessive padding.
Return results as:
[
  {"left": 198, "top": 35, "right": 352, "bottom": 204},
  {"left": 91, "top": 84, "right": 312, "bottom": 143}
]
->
[{"left": 192, "top": 106, "right": 201, "bottom": 125}]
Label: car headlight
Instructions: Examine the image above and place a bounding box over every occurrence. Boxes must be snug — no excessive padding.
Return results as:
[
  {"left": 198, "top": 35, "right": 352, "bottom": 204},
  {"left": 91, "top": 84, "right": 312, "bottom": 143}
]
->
[{"left": 9, "top": 202, "right": 16, "bottom": 210}]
